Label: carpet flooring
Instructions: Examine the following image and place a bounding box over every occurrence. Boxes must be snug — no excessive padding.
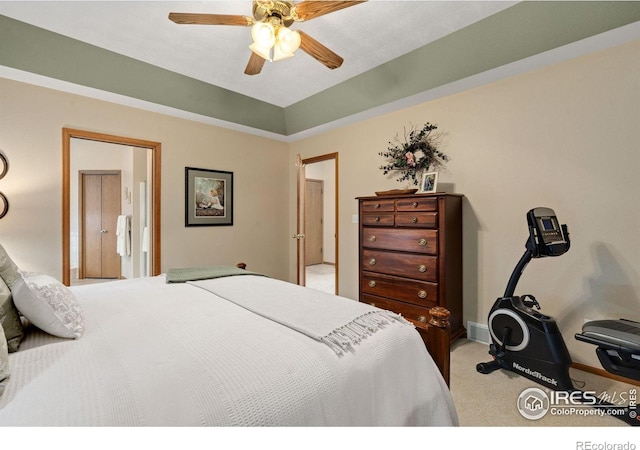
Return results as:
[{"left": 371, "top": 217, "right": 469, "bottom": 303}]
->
[{"left": 450, "top": 338, "right": 638, "bottom": 427}]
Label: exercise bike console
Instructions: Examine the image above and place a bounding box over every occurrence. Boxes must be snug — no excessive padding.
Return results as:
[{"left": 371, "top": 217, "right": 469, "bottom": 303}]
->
[{"left": 526, "top": 207, "right": 569, "bottom": 257}]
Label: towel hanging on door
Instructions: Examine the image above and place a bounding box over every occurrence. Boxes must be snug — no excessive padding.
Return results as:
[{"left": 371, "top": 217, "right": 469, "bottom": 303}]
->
[
  {"left": 141, "top": 226, "right": 149, "bottom": 253},
  {"left": 116, "top": 215, "right": 131, "bottom": 257}
]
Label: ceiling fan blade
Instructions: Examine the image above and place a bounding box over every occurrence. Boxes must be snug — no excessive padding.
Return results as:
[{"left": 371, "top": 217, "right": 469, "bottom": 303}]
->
[
  {"left": 298, "top": 31, "right": 343, "bottom": 70},
  {"left": 294, "top": 1, "right": 366, "bottom": 21},
  {"left": 168, "top": 12, "right": 252, "bottom": 26},
  {"left": 245, "top": 52, "right": 267, "bottom": 75}
]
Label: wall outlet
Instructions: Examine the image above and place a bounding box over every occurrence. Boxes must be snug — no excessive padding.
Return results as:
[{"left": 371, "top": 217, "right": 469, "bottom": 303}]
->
[{"left": 352, "top": 214, "right": 358, "bottom": 224}]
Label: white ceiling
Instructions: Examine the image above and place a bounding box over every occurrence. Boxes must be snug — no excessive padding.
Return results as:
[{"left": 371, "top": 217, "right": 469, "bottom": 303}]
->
[{"left": 0, "top": 0, "right": 516, "bottom": 107}]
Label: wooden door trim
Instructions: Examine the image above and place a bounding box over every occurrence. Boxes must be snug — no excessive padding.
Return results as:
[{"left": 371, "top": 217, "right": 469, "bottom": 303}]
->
[
  {"left": 63, "top": 128, "right": 162, "bottom": 286},
  {"left": 300, "top": 152, "right": 339, "bottom": 293}
]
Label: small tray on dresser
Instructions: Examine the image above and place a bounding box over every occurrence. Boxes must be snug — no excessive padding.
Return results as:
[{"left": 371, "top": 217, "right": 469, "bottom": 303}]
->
[{"left": 375, "top": 189, "right": 418, "bottom": 196}]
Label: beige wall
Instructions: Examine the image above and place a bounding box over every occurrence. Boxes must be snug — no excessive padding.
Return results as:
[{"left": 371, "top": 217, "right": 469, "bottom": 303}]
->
[
  {"left": 289, "top": 39, "right": 640, "bottom": 366},
  {"left": 0, "top": 78, "right": 290, "bottom": 280}
]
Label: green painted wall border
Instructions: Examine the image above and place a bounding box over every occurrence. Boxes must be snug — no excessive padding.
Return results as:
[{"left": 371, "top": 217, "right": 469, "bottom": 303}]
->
[
  {"left": 2, "top": 2, "right": 639, "bottom": 136},
  {"left": 283, "top": 1, "right": 640, "bottom": 135},
  {"left": 0, "top": 14, "right": 286, "bottom": 135}
]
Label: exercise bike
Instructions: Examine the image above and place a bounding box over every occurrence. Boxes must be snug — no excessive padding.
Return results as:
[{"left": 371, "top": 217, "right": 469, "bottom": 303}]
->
[
  {"left": 476, "top": 207, "right": 574, "bottom": 389},
  {"left": 476, "top": 207, "right": 640, "bottom": 424}
]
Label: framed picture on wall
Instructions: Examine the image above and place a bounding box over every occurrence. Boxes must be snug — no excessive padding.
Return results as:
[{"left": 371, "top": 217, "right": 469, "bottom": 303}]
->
[
  {"left": 185, "top": 167, "right": 233, "bottom": 227},
  {"left": 419, "top": 171, "right": 438, "bottom": 194}
]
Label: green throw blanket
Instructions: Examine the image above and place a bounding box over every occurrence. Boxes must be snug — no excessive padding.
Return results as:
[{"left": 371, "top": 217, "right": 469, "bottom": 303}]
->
[{"left": 165, "top": 265, "right": 266, "bottom": 283}]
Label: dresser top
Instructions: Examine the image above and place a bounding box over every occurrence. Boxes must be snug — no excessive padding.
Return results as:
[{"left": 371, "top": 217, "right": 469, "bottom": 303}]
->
[{"left": 356, "top": 192, "right": 464, "bottom": 201}]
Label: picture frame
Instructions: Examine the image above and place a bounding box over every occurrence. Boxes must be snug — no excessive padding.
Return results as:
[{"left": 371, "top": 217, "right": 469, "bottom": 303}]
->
[
  {"left": 419, "top": 171, "right": 439, "bottom": 194},
  {"left": 0, "top": 153, "right": 8, "bottom": 180},
  {"left": 185, "top": 167, "right": 233, "bottom": 227},
  {"left": 0, "top": 192, "right": 8, "bottom": 219}
]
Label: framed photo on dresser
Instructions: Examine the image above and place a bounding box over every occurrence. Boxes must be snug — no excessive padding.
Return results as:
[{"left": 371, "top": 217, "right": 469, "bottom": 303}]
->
[
  {"left": 419, "top": 171, "right": 438, "bottom": 193},
  {"left": 185, "top": 167, "right": 233, "bottom": 227}
]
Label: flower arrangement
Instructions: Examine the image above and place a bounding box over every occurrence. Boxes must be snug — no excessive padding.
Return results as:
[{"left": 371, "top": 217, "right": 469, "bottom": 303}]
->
[{"left": 379, "top": 122, "right": 449, "bottom": 186}]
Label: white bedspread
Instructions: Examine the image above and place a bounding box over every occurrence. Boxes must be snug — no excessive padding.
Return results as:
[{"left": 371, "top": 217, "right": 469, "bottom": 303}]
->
[
  {"left": 0, "top": 275, "right": 458, "bottom": 426},
  {"left": 189, "top": 276, "right": 410, "bottom": 355}
]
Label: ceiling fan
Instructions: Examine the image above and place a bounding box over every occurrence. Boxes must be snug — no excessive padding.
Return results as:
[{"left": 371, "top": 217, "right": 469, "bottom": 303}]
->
[{"left": 169, "top": 1, "right": 366, "bottom": 75}]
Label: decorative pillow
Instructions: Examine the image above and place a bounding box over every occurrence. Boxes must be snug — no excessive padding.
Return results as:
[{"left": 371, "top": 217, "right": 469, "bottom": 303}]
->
[
  {"left": 0, "top": 276, "right": 23, "bottom": 352},
  {"left": 13, "top": 273, "right": 85, "bottom": 339},
  {"left": 0, "top": 325, "right": 9, "bottom": 399},
  {"left": 0, "top": 243, "right": 20, "bottom": 289}
]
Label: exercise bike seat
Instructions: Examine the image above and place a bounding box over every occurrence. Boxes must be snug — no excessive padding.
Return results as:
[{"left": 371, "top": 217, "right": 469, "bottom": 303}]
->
[{"left": 577, "top": 318, "right": 640, "bottom": 352}]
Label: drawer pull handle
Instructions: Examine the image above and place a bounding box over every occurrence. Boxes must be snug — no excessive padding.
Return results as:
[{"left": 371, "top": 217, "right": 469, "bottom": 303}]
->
[
  {"left": 369, "top": 235, "right": 376, "bottom": 242},
  {"left": 418, "top": 238, "right": 427, "bottom": 247},
  {"left": 374, "top": 204, "right": 381, "bottom": 209},
  {"left": 418, "top": 265, "right": 427, "bottom": 273},
  {"left": 412, "top": 217, "right": 418, "bottom": 223},
  {"left": 417, "top": 315, "right": 428, "bottom": 323},
  {"left": 368, "top": 280, "right": 377, "bottom": 288},
  {"left": 374, "top": 217, "right": 380, "bottom": 222},
  {"left": 418, "top": 290, "right": 427, "bottom": 299},
  {"left": 369, "top": 258, "right": 377, "bottom": 266},
  {"left": 412, "top": 202, "right": 418, "bottom": 208}
]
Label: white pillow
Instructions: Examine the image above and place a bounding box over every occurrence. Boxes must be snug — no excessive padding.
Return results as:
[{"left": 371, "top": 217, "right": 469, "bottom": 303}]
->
[
  {"left": 13, "top": 273, "right": 85, "bottom": 339},
  {"left": 0, "top": 324, "right": 9, "bottom": 399}
]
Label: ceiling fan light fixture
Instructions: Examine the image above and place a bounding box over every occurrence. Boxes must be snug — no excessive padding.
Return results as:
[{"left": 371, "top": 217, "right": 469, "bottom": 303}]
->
[
  {"left": 249, "top": 42, "right": 272, "bottom": 61},
  {"left": 251, "top": 22, "right": 276, "bottom": 48},
  {"left": 273, "top": 45, "right": 294, "bottom": 61},
  {"left": 276, "top": 27, "right": 301, "bottom": 54}
]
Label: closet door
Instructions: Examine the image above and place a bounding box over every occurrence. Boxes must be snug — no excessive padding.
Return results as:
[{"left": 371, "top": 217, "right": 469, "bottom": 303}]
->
[
  {"left": 81, "top": 171, "right": 121, "bottom": 279},
  {"left": 305, "top": 179, "right": 324, "bottom": 266}
]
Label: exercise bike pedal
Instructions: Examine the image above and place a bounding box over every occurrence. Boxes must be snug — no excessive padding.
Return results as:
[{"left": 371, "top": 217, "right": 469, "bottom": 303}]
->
[
  {"left": 476, "top": 360, "right": 501, "bottom": 374},
  {"left": 477, "top": 343, "right": 504, "bottom": 374}
]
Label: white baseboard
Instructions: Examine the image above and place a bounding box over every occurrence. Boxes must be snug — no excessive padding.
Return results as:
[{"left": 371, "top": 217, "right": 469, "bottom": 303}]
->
[{"left": 466, "top": 321, "right": 490, "bottom": 345}]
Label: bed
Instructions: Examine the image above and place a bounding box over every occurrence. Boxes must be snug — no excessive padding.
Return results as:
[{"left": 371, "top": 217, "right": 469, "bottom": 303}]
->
[{"left": 0, "top": 254, "right": 457, "bottom": 426}]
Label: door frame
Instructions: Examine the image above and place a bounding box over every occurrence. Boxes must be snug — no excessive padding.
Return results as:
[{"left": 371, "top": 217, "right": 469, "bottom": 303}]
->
[
  {"left": 297, "top": 152, "right": 339, "bottom": 293},
  {"left": 62, "top": 128, "right": 162, "bottom": 286}
]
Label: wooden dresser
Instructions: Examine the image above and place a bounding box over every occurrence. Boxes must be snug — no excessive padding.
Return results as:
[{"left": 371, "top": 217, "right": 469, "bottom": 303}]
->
[{"left": 357, "top": 192, "right": 464, "bottom": 342}]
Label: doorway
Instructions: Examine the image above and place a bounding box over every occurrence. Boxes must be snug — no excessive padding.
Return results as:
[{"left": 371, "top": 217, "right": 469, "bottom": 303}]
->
[
  {"left": 296, "top": 153, "right": 338, "bottom": 295},
  {"left": 62, "top": 128, "right": 161, "bottom": 286}
]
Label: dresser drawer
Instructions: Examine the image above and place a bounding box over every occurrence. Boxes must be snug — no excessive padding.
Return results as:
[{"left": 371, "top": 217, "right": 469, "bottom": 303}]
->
[
  {"left": 361, "top": 198, "right": 394, "bottom": 212},
  {"left": 362, "top": 294, "right": 434, "bottom": 326},
  {"left": 362, "top": 227, "right": 438, "bottom": 254},
  {"left": 396, "top": 197, "right": 437, "bottom": 212},
  {"left": 362, "top": 249, "right": 437, "bottom": 281},
  {"left": 362, "top": 271, "right": 438, "bottom": 307},
  {"left": 361, "top": 213, "right": 394, "bottom": 227},
  {"left": 395, "top": 212, "right": 438, "bottom": 228}
]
